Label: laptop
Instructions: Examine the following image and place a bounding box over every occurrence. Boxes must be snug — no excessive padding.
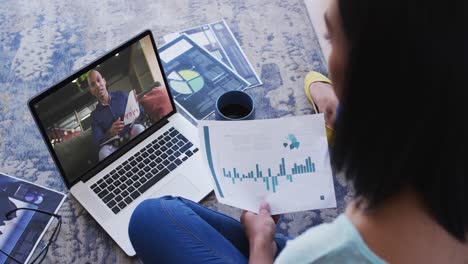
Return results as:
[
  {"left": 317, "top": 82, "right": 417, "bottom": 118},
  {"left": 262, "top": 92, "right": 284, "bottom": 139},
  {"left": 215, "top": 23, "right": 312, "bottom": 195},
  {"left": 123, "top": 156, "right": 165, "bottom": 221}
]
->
[{"left": 28, "top": 30, "right": 213, "bottom": 256}]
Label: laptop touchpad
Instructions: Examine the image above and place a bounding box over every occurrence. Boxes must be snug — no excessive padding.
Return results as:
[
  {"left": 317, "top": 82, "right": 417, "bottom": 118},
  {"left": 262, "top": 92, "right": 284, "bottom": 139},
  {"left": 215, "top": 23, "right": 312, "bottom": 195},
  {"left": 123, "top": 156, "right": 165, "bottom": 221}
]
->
[{"left": 151, "top": 174, "right": 200, "bottom": 198}]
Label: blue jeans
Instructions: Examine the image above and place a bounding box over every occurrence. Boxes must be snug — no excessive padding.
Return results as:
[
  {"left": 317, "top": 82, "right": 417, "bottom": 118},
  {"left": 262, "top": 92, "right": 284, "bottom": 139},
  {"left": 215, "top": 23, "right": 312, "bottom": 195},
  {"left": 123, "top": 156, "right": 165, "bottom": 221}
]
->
[{"left": 128, "top": 196, "right": 287, "bottom": 263}]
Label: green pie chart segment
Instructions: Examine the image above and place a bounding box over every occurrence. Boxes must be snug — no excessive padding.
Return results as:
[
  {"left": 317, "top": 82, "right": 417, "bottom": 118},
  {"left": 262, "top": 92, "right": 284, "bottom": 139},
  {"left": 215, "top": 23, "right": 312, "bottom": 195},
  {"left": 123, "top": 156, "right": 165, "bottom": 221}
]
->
[
  {"left": 168, "top": 70, "right": 205, "bottom": 95},
  {"left": 188, "top": 76, "right": 204, "bottom": 93},
  {"left": 170, "top": 80, "right": 192, "bottom": 94},
  {"left": 179, "top": 70, "right": 199, "bottom": 81}
]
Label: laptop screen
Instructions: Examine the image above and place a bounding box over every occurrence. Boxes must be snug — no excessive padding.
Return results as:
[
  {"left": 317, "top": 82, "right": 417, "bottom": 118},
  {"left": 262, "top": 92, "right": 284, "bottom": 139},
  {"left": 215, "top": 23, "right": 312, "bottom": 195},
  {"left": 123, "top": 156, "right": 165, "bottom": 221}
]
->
[{"left": 30, "top": 32, "right": 175, "bottom": 187}]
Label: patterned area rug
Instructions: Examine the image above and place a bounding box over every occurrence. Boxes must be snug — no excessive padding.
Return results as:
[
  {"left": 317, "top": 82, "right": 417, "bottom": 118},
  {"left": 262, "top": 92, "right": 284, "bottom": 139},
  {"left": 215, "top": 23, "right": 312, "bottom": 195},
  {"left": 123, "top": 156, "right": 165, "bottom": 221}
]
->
[{"left": 0, "top": 0, "right": 352, "bottom": 262}]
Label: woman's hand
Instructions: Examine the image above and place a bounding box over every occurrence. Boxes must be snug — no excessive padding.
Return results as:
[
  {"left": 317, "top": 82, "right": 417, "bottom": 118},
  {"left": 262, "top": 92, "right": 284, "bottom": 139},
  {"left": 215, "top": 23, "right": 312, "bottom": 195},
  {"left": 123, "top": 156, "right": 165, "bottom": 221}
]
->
[{"left": 241, "top": 202, "right": 278, "bottom": 264}]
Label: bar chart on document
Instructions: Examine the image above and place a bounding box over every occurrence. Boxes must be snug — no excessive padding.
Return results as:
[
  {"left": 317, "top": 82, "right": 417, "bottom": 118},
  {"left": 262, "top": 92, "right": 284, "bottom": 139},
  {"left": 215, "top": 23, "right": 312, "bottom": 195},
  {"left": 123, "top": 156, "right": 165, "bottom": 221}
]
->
[{"left": 198, "top": 114, "right": 337, "bottom": 214}]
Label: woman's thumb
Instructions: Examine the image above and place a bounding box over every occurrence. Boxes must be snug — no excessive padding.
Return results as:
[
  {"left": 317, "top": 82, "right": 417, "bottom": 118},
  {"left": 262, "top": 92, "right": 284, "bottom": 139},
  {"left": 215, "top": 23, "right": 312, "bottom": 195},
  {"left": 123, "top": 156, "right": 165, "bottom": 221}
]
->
[{"left": 259, "top": 202, "right": 271, "bottom": 215}]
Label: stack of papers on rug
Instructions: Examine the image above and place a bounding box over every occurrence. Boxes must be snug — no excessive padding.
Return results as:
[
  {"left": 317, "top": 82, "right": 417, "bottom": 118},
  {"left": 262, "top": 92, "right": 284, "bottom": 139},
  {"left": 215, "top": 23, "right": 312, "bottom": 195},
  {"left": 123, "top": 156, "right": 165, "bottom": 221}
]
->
[{"left": 158, "top": 20, "right": 262, "bottom": 122}]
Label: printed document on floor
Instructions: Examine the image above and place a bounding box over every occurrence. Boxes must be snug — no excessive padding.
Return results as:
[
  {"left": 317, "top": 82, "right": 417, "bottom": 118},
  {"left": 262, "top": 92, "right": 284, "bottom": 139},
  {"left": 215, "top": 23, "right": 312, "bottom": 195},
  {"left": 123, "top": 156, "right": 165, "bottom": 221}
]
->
[
  {"left": 158, "top": 34, "right": 250, "bottom": 122},
  {"left": 161, "top": 20, "right": 262, "bottom": 88}
]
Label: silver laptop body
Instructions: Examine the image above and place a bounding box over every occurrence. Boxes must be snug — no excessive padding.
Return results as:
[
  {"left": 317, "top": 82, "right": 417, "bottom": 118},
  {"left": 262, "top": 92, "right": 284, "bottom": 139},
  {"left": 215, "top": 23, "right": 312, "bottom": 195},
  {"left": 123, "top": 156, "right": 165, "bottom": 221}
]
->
[{"left": 28, "top": 30, "right": 212, "bottom": 256}]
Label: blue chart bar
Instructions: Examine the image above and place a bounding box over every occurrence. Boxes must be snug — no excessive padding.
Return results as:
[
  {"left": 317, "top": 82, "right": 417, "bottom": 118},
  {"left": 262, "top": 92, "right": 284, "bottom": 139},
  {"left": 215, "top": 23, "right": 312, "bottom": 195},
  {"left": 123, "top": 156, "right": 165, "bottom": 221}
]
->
[
  {"left": 223, "top": 156, "right": 317, "bottom": 193},
  {"left": 203, "top": 126, "right": 224, "bottom": 197}
]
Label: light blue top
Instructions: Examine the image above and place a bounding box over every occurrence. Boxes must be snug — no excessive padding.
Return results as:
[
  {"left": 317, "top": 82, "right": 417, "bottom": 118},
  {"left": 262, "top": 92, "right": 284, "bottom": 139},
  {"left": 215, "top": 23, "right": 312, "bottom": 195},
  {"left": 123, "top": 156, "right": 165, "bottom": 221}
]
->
[{"left": 275, "top": 214, "right": 387, "bottom": 264}]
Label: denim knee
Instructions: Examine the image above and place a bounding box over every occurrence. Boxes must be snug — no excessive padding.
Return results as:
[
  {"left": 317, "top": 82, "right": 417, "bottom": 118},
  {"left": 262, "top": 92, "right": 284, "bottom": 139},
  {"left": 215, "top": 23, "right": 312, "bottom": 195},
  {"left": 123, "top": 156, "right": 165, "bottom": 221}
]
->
[
  {"left": 130, "top": 196, "right": 174, "bottom": 220},
  {"left": 129, "top": 196, "right": 179, "bottom": 229}
]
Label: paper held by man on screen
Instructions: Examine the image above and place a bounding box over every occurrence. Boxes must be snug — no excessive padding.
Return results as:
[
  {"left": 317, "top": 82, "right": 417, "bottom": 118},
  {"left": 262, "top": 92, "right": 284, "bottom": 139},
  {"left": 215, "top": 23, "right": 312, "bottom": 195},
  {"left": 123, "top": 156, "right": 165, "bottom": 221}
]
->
[
  {"left": 124, "top": 90, "right": 140, "bottom": 125},
  {"left": 198, "top": 114, "right": 337, "bottom": 215}
]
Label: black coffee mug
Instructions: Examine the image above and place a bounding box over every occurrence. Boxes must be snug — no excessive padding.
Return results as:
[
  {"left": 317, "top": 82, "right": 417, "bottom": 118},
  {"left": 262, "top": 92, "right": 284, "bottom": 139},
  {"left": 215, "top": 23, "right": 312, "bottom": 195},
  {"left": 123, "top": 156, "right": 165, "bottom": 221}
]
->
[{"left": 215, "top": 91, "right": 255, "bottom": 120}]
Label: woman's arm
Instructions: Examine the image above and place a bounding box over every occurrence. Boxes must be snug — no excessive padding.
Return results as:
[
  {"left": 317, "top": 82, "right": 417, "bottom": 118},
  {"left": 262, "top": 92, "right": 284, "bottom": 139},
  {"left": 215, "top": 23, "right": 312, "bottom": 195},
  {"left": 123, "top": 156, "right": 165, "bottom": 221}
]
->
[{"left": 241, "top": 202, "right": 278, "bottom": 264}]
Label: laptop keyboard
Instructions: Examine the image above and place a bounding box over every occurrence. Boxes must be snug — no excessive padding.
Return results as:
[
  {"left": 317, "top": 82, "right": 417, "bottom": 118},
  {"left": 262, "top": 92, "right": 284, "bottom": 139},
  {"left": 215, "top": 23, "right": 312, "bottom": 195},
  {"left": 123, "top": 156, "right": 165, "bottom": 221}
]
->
[{"left": 90, "top": 127, "right": 199, "bottom": 214}]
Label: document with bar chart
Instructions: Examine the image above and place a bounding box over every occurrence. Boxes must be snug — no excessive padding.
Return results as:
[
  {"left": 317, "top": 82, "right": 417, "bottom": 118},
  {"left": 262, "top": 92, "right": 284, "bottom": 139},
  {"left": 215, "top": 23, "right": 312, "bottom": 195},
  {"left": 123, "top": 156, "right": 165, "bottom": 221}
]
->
[{"left": 198, "top": 114, "right": 336, "bottom": 214}]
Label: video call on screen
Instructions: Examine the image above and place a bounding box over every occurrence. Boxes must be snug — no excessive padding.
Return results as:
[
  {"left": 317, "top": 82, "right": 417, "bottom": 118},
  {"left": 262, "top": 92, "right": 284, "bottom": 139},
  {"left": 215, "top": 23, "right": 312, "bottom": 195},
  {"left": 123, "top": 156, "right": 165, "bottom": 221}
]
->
[{"left": 34, "top": 35, "right": 173, "bottom": 183}]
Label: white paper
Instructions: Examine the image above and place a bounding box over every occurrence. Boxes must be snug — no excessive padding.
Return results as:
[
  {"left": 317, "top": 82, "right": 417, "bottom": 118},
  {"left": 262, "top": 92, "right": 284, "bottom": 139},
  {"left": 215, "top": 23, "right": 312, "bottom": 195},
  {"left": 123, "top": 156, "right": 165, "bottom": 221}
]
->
[
  {"left": 123, "top": 90, "right": 140, "bottom": 125},
  {"left": 159, "top": 38, "right": 193, "bottom": 63},
  {"left": 198, "top": 114, "right": 336, "bottom": 214},
  {"left": 304, "top": 0, "right": 331, "bottom": 62}
]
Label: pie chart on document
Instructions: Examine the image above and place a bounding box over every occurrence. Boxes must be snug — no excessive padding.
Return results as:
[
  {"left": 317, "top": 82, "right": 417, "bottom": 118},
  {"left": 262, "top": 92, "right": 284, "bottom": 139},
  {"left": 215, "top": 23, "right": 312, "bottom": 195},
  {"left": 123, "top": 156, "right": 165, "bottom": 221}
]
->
[{"left": 168, "top": 69, "right": 205, "bottom": 95}]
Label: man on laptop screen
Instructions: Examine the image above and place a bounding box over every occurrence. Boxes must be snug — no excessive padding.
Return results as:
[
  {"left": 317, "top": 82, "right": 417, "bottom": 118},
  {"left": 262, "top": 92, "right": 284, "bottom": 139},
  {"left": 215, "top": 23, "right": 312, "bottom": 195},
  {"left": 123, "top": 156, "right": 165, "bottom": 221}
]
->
[{"left": 87, "top": 69, "right": 146, "bottom": 160}]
